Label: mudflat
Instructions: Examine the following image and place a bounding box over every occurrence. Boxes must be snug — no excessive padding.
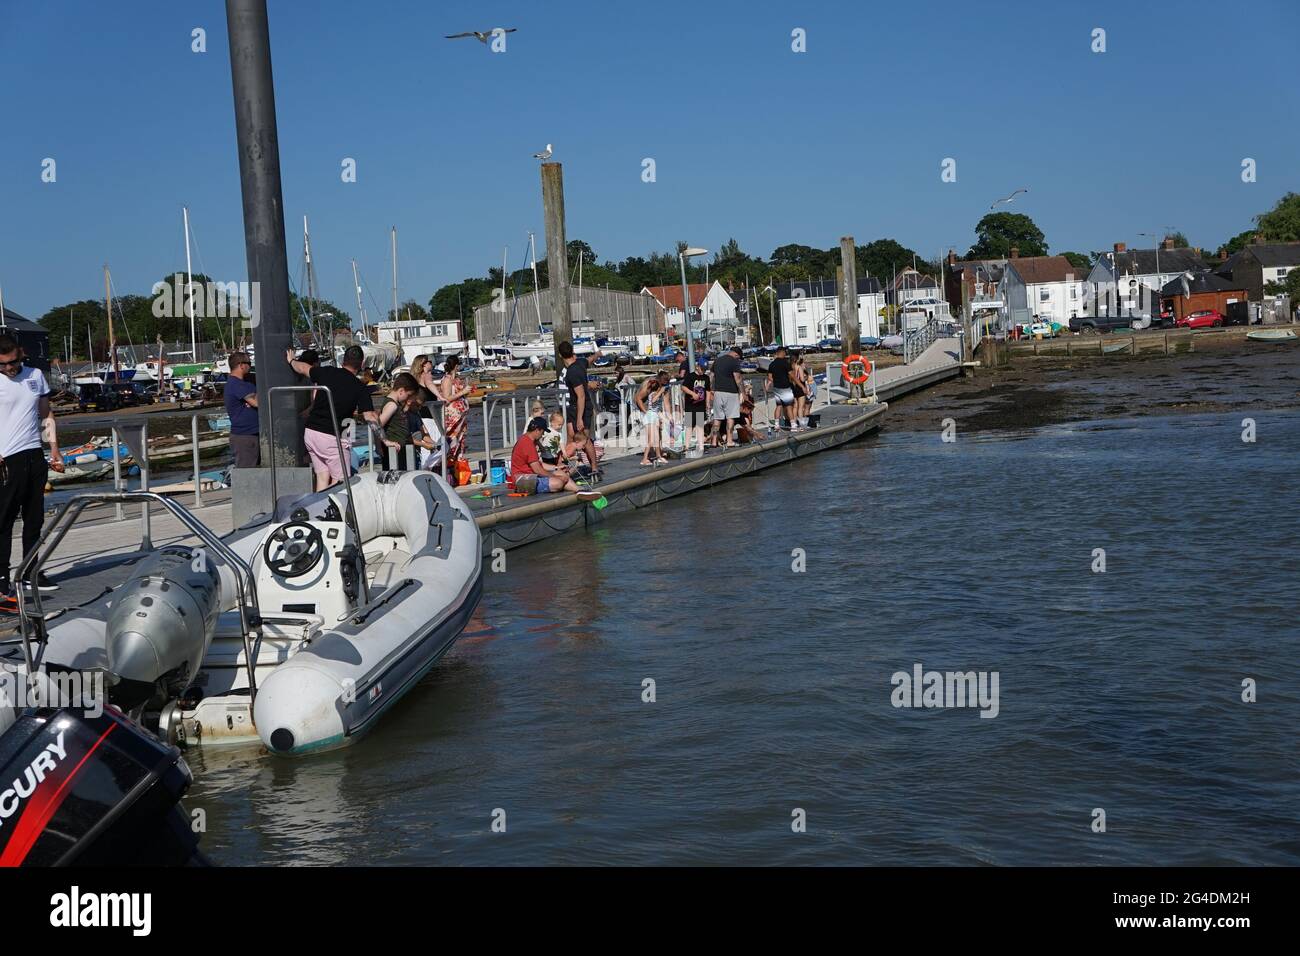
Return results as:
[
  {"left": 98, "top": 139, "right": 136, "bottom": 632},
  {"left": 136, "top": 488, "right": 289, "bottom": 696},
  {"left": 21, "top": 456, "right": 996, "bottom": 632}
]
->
[{"left": 884, "top": 334, "right": 1300, "bottom": 433}]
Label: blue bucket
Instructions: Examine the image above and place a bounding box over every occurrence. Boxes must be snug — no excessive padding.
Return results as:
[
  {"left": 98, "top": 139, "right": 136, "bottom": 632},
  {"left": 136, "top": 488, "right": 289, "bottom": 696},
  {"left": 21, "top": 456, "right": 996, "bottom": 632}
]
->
[{"left": 489, "top": 466, "right": 507, "bottom": 486}]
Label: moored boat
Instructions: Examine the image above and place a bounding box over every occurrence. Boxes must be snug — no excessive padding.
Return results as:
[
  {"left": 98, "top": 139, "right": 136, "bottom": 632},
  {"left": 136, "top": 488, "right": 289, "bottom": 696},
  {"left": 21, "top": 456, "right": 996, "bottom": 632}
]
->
[
  {"left": 1246, "top": 328, "right": 1297, "bottom": 342},
  {"left": 9, "top": 469, "right": 484, "bottom": 757}
]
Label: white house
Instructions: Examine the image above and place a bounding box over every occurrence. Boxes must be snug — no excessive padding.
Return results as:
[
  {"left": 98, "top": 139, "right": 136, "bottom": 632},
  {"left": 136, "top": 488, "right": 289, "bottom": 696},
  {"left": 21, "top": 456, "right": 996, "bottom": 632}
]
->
[
  {"left": 776, "top": 278, "right": 885, "bottom": 346},
  {"left": 1001, "top": 255, "right": 1088, "bottom": 325},
  {"left": 1085, "top": 241, "right": 1206, "bottom": 317},
  {"left": 641, "top": 281, "right": 738, "bottom": 340},
  {"left": 374, "top": 318, "right": 465, "bottom": 365}
]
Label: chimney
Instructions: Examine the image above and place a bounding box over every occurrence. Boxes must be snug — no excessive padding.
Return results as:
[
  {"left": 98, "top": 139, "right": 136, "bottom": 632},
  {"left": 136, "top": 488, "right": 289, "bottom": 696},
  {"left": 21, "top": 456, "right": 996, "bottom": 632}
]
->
[
  {"left": 947, "top": 249, "right": 957, "bottom": 265},
  {"left": 1162, "top": 237, "right": 1175, "bottom": 251},
  {"left": 1114, "top": 242, "right": 1126, "bottom": 253},
  {"left": 1009, "top": 246, "right": 1019, "bottom": 259}
]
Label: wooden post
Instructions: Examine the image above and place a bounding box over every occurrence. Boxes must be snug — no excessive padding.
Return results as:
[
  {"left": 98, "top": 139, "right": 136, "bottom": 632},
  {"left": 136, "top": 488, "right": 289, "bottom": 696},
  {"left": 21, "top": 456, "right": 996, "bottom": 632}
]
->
[
  {"left": 540, "top": 162, "right": 571, "bottom": 366},
  {"left": 839, "top": 236, "right": 860, "bottom": 359}
]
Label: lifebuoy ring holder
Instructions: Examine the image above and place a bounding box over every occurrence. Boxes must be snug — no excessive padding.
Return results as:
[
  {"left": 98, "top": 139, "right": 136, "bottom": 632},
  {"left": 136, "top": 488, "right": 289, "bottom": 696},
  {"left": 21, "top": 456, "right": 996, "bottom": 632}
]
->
[{"left": 842, "top": 354, "right": 871, "bottom": 386}]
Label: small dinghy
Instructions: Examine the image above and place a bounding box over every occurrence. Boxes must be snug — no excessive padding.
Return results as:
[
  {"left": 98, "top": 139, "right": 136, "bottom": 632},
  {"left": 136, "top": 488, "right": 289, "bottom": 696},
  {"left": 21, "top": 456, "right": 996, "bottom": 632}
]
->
[
  {"left": 4, "top": 469, "right": 483, "bottom": 757},
  {"left": 1246, "top": 328, "right": 1297, "bottom": 342}
]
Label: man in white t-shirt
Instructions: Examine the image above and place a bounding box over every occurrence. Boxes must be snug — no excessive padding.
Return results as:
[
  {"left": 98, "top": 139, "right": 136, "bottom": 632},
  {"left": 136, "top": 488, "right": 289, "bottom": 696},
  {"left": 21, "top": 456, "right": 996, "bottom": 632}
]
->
[{"left": 0, "top": 334, "right": 63, "bottom": 604}]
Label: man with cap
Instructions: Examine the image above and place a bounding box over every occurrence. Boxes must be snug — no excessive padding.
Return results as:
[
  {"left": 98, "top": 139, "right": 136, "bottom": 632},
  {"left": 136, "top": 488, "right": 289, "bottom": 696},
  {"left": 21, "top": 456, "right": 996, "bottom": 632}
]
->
[
  {"left": 709, "top": 343, "right": 744, "bottom": 448},
  {"left": 510, "top": 416, "right": 578, "bottom": 494}
]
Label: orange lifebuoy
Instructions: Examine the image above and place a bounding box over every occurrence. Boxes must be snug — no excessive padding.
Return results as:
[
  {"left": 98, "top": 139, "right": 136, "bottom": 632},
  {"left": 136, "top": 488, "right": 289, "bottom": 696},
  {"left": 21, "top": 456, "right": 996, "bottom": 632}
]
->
[{"left": 843, "top": 354, "right": 870, "bottom": 386}]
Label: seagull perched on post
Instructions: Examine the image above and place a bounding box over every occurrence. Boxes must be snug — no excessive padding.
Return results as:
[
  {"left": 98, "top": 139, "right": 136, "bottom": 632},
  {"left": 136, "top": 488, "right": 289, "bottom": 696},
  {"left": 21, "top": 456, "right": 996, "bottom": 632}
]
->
[
  {"left": 989, "top": 188, "right": 1028, "bottom": 211},
  {"left": 445, "top": 28, "right": 517, "bottom": 44},
  {"left": 533, "top": 143, "right": 553, "bottom": 160}
]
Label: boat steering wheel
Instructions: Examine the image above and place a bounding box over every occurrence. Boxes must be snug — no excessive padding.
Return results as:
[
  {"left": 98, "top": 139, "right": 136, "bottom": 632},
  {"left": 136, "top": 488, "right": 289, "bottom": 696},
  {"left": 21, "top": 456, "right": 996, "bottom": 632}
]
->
[{"left": 263, "top": 521, "right": 325, "bottom": 578}]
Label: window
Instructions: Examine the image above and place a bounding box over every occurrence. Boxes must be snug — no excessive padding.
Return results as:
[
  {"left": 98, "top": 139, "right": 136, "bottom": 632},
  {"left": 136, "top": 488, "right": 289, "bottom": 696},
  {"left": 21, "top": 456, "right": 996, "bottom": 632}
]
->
[
  {"left": 1039, "top": 288, "right": 1051, "bottom": 302},
  {"left": 1069, "top": 285, "right": 1078, "bottom": 300},
  {"left": 797, "top": 326, "right": 808, "bottom": 339},
  {"left": 797, "top": 299, "right": 807, "bottom": 312},
  {"left": 1278, "top": 268, "right": 1290, "bottom": 278}
]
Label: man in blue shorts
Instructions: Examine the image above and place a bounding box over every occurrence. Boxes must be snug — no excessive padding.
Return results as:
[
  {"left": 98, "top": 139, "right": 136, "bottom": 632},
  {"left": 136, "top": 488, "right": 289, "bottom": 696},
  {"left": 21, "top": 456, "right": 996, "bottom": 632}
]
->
[{"left": 510, "top": 417, "right": 578, "bottom": 494}]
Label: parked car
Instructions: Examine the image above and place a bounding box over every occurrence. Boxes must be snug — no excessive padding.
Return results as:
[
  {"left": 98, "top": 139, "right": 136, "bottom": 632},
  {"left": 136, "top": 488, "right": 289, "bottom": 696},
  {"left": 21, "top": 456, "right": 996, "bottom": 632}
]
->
[
  {"left": 1176, "top": 310, "right": 1224, "bottom": 330},
  {"left": 110, "top": 382, "right": 151, "bottom": 406},
  {"left": 815, "top": 337, "right": 841, "bottom": 351},
  {"left": 1069, "top": 313, "right": 1137, "bottom": 335},
  {"left": 76, "top": 383, "right": 120, "bottom": 412}
]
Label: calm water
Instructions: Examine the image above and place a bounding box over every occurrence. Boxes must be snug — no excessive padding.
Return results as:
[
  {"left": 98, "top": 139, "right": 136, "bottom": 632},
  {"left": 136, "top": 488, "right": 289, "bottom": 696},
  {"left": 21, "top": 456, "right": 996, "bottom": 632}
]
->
[{"left": 185, "top": 407, "right": 1300, "bottom": 865}]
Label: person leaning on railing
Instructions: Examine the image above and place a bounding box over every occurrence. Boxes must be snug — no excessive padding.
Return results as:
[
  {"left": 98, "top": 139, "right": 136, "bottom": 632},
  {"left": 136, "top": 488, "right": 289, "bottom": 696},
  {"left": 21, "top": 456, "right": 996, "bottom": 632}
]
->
[{"left": 286, "top": 344, "right": 379, "bottom": 491}]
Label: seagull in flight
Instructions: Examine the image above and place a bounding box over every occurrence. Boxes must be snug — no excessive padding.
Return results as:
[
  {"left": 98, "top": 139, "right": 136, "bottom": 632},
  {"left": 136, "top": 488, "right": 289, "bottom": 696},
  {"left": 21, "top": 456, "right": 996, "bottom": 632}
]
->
[
  {"left": 445, "top": 28, "right": 517, "bottom": 44},
  {"left": 533, "top": 143, "right": 553, "bottom": 160},
  {"left": 989, "top": 188, "right": 1028, "bottom": 210}
]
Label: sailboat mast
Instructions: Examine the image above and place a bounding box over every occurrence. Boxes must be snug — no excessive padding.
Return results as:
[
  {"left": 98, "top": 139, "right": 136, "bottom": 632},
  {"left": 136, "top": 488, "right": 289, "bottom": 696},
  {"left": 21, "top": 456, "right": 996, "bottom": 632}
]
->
[
  {"left": 303, "top": 215, "right": 318, "bottom": 349},
  {"left": 529, "top": 231, "right": 543, "bottom": 332},
  {"left": 390, "top": 226, "right": 399, "bottom": 324},
  {"left": 104, "top": 265, "right": 118, "bottom": 380},
  {"left": 183, "top": 205, "right": 197, "bottom": 365},
  {"left": 352, "top": 258, "right": 366, "bottom": 341},
  {"left": 500, "top": 245, "right": 508, "bottom": 342}
]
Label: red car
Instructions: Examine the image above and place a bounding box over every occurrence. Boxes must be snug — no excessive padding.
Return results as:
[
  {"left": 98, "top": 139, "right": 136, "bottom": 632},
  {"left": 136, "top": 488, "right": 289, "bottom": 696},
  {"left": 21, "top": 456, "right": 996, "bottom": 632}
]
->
[{"left": 1176, "top": 309, "right": 1224, "bottom": 329}]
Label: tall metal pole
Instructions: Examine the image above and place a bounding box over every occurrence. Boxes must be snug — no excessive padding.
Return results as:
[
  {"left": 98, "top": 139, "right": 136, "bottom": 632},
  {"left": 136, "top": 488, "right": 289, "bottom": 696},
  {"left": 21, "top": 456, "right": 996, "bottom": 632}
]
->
[
  {"left": 226, "top": 0, "right": 300, "bottom": 468},
  {"left": 540, "top": 162, "right": 571, "bottom": 366},
  {"left": 104, "top": 265, "right": 118, "bottom": 381},
  {"left": 390, "top": 226, "right": 398, "bottom": 323},
  {"left": 679, "top": 254, "right": 697, "bottom": 373},
  {"left": 839, "top": 235, "right": 861, "bottom": 359},
  {"left": 351, "top": 258, "right": 365, "bottom": 340},
  {"left": 529, "top": 232, "right": 544, "bottom": 333},
  {"left": 183, "top": 205, "right": 197, "bottom": 364}
]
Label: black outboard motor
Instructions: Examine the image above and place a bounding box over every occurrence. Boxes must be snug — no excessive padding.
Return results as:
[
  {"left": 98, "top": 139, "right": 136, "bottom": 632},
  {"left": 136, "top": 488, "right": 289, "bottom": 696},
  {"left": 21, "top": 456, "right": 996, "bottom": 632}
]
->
[{"left": 0, "top": 704, "right": 203, "bottom": 866}]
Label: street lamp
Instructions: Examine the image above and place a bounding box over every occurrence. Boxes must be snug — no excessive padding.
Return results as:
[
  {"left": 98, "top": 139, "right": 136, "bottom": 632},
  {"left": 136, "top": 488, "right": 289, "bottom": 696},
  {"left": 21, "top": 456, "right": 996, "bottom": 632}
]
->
[
  {"left": 679, "top": 246, "right": 708, "bottom": 372},
  {"left": 1138, "top": 232, "right": 1161, "bottom": 319}
]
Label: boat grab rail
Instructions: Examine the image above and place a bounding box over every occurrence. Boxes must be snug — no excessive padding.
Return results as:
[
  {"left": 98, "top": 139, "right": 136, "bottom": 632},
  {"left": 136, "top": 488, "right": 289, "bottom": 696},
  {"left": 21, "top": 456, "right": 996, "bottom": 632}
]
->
[{"left": 14, "top": 489, "right": 263, "bottom": 707}]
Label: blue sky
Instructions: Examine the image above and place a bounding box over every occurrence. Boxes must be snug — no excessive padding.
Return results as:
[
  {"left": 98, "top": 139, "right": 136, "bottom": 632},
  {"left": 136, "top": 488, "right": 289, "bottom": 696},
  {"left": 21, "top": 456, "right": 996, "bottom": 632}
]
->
[{"left": 2, "top": 0, "right": 1297, "bottom": 320}]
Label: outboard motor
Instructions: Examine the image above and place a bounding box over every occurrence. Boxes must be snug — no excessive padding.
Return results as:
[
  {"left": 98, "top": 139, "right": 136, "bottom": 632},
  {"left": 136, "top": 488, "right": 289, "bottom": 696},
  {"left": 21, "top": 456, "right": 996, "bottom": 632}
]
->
[
  {"left": 0, "top": 705, "right": 203, "bottom": 866},
  {"left": 107, "top": 546, "right": 223, "bottom": 708}
]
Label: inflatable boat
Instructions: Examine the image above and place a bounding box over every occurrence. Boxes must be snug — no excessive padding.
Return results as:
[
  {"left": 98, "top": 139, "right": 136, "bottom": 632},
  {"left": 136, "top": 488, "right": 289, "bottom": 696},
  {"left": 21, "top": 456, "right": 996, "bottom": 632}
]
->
[{"left": 1, "top": 469, "right": 483, "bottom": 756}]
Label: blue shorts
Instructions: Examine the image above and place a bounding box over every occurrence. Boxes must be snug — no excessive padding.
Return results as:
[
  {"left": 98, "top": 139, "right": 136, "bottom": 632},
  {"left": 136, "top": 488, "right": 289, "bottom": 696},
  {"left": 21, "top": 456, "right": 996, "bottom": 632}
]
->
[{"left": 516, "top": 473, "right": 558, "bottom": 494}]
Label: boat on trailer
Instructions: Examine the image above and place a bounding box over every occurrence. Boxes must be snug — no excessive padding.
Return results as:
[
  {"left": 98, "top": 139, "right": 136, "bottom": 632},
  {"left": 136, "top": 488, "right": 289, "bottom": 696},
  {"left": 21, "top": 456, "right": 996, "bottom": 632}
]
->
[{"left": 2, "top": 467, "right": 483, "bottom": 756}]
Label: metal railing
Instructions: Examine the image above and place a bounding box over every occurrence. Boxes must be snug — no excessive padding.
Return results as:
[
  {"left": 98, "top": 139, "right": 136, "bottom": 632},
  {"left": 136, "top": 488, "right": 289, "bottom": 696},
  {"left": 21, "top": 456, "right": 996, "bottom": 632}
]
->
[
  {"left": 14, "top": 490, "right": 263, "bottom": 705},
  {"left": 903, "top": 316, "right": 940, "bottom": 363}
]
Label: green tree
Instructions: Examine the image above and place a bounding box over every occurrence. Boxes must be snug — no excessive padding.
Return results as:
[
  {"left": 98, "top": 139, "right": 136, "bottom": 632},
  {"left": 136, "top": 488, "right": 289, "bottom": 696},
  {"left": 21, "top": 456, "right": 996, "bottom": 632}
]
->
[
  {"left": 1254, "top": 192, "right": 1300, "bottom": 241},
  {"left": 567, "top": 240, "right": 597, "bottom": 267},
  {"left": 967, "top": 213, "right": 1048, "bottom": 258},
  {"left": 1220, "top": 230, "right": 1256, "bottom": 257},
  {"left": 389, "top": 299, "right": 430, "bottom": 324},
  {"left": 1061, "top": 251, "right": 1092, "bottom": 270},
  {"left": 1165, "top": 232, "right": 1190, "bottom": 248},
  {"left": 855, "top": 238, "right": 921, "bottom": 281},
  {"left": 429, "top": 278, "right": 495, "bottom": 340}
]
